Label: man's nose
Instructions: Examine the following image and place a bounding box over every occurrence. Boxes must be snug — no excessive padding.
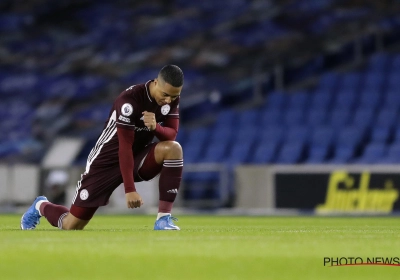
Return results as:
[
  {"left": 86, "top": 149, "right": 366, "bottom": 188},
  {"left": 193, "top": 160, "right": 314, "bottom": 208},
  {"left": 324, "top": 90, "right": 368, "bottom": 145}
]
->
[{"left": 165, "top": 97, "right": 172, "bottom": 103}]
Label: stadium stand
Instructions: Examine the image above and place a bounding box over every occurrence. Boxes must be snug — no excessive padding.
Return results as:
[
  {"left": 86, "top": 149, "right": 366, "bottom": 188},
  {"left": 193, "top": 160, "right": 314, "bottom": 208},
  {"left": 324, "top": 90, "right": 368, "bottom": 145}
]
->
[{"left": 2, "top": 1, "right": 400, "bottom": 206}]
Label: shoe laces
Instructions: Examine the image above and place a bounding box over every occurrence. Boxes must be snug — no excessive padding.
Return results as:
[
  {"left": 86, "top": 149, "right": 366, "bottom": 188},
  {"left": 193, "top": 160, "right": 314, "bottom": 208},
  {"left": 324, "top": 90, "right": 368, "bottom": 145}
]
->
[{"left": 168, "top": 216, "right": 178, "bottom": 223}]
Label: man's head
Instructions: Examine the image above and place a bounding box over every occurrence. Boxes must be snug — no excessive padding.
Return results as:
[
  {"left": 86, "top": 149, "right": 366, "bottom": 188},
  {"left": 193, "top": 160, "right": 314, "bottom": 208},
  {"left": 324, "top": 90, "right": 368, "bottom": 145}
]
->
[{"left": 151, "top": 65, "right": 184, "bottom": 106}]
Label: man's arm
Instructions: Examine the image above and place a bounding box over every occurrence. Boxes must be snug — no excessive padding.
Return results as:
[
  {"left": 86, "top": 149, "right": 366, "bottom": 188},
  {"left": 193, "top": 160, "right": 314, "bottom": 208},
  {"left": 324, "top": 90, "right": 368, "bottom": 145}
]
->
[
  {"left": 117, "top": 127, "right": 143, "bottom": 208},
  {"left": 142, "top": 111, "right": 179, "bottom": 141},
  {"left": 154, "top": 118, "right": 179, "bottom": 141}
]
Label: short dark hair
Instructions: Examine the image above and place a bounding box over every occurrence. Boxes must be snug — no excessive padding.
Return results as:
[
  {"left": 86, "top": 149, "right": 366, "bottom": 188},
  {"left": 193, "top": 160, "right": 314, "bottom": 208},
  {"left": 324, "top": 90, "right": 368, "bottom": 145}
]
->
[{"left": 159, "top": 65, "right": 184, "bottom": 87}]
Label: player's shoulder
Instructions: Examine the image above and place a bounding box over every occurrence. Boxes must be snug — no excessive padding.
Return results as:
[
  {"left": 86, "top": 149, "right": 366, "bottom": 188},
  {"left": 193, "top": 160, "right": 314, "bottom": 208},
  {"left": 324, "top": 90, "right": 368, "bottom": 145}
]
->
[{"left": 116, "top": 82, "right": 149, "bottom": 102}]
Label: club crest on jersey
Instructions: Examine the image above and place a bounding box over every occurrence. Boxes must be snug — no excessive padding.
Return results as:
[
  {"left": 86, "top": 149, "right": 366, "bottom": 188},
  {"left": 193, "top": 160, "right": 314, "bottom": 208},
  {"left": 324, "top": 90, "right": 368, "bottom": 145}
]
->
[
  {"left": 80, "top": 189, "right": 89, "bottom": 200},
  {"left": 121, "top": 103, "right": 133, "bottom": 116},
  {"left": 161, "top": 104, "right": 170, "bottom": 115}
]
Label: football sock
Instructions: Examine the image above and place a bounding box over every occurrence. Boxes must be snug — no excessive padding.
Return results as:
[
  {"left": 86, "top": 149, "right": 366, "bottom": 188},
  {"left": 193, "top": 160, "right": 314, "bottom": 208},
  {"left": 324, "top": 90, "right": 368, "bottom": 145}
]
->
[
  {"left": 157, "top": 212, "right": 171, "bottom": 220},
  {"left": 158, "top": 159, "right": 183, "bottom": 213},
  {"left": 39, "top": 202, "right": 69, "bottom": 228}
]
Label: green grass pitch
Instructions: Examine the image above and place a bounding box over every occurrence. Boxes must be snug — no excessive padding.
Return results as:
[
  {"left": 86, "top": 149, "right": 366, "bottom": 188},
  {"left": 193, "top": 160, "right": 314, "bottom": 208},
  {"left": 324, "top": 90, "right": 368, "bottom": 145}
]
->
[{"left": 1, "top": 215, "right": 400, "bottom": 280}]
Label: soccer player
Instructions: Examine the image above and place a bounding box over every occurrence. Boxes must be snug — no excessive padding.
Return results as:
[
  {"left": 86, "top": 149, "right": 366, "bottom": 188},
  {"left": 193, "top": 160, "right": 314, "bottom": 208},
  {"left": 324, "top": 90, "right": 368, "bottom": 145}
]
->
[{"left": 21, "top": 65, "right": 184, "bottom": 230}]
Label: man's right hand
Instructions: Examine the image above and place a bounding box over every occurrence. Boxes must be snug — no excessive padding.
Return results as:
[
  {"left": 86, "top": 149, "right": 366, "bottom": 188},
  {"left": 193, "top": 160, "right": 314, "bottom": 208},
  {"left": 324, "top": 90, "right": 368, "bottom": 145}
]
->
[{"left": 125, "top": 192, "right": 143, "bottom": 209}]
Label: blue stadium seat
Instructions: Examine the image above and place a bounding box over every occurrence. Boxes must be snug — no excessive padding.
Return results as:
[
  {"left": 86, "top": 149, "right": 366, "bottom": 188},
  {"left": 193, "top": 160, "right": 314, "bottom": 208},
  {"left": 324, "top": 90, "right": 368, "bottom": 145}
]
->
[
  {"left": 362, "top": 72, "right": 385, "bottom": 91},
  {"left": 306, "top": 145, "right": 331, "bottom": 164},
  {"left": 251, "top": 141, "right": 280, "bottom": 163},
  {"left": 235, "top": 126, "right": 258, "bottom": 144},
  {"left": 264, "top": 91, "right": 287, "bottom": 110},
  {"left": 310, "top": 90, "right": 333, "bottom": 110},
  {"left": 214, "top": 110, "right": 236, "bottom": 128},
  {"left": 310, "top": 126, "right": 335, "bottom": 147},
  {"left": 275, "top": 142, "right": 304, "bottom": 164},
  {"left": 392, "top": 126, "right": 400, "bottom": 143},
  {"left": 318, "top": 72, "right": 339, "bottom": 90},
  {"left": 283, "top": 109, "right": 305, "bottom": 126},
  {"left": 305, "top": 108, "right": 328, "bottom": 127},
  {"left": 357, "top": 91, "right": 382, "bottom": 111},
  {"left": 225, "top": 142, "right": 252, "bottom": 165},
  {"left": 259, "top": 125, "right": 285, "bottom": 143},
  {"left": 339, "top": 72, "right": 362, "bottom": 90},
  {"left": 370, "top": 126, "right": 392, "bottom": 144},
  {"left": 355, "top": 143, "right": 387, "bottom": 164},
  {"left": 367, "top": 53, "right": 390, "bottom": 71},
  {"left": 209, "top": 126, "right": 234, "bottom": 144},
  {"left": 201, "top": 142, "right": 229, "bottom": 163},
  {"left": 284, "top": 125, "right": 310, "bottom": 145},
  {"left": 327, "top": 108, "right": 351, "bottom": 128},
  {"left": 332, "top": 90, "right": 357, "bottom": 110},
  {"left": 391, "top": 54, "right": 400, "bottom": 71},
  {"left": 237, "top": 109, "right": 260, "bottom": 127},
  {"left": 287, "top": 91, "right": 309, "bottom": 110},
  {"left": 351, "top": 108, "right": 375, "bottom": 128},
  {"left": 260, "top": 108, "right": 283, "bottom": 126},
  {"left": 374, "top": 108, "right": 398, "bottom": 129},
  {"left": 329, "top": 144, "right": 357, "bottom": 164},
  {"left": 377, "top": 143, "right": 400, "bottom": 163},
  {"left": 382, "top": 92, "right": 400, "bottom": 110},
  {"left": 336, "top": 126, "right": 365, "bottom": 147},
  {"left": 183, "top": 145, "right": 203, "bottom": 163}
]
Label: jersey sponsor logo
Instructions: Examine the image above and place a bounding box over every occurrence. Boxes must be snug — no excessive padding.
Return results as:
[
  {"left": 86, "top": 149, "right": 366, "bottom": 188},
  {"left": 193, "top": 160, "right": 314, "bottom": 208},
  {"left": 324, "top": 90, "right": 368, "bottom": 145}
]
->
[
  {"left": 80, "top": 189, "right": 89, "bottom": 200},
  {"left": 121, "top": 103, "right": 133, "bottom": 116},
  {"left": 161, "top": 104, "right": 170, "bottom": 115},
  {"left": 118, "top": 115, "right": 130, "bottom": 123},
  {"left": 134, "top": 122, "right": 163, "bottom": 132}
]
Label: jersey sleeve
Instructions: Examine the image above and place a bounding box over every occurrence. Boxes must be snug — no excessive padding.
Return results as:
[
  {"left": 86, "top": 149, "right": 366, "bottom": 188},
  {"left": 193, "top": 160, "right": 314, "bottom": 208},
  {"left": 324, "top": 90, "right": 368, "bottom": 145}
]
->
[{"left": 114, "top": 92, "right": 139, "bottom": 130}]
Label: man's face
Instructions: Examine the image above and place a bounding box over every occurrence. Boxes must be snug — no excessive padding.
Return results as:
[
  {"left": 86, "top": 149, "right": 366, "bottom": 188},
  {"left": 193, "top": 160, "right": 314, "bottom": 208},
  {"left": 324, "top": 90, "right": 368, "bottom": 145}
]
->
[{"left": 152, "top": 78, "right": 182, "bottom": 106}]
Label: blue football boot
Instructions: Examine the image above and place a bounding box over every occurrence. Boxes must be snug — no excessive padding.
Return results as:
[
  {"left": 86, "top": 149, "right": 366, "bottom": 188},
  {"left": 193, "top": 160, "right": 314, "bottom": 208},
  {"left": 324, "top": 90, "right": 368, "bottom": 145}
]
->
[
  {"left": 154, "top": 214, "right": 180, "bottom": 230},
  {"left": 20, "top": 196, "right": 48, "bottom": 230}
]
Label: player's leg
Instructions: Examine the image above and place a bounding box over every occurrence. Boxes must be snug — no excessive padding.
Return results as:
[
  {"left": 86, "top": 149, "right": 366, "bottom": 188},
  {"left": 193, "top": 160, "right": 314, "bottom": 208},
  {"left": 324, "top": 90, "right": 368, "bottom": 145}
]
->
[
  {"left": 137, "top": 141, "right": 183, "bottom": 230},
  {"left": 21, "top": 196, "right": 97, "bottom": 230}
]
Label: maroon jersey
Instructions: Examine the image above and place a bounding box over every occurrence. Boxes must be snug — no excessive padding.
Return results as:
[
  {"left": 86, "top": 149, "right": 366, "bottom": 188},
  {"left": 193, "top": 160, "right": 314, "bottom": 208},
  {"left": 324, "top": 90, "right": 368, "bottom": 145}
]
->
[{"left": 84, "top": 80, "right": 179, "bottom": 172}]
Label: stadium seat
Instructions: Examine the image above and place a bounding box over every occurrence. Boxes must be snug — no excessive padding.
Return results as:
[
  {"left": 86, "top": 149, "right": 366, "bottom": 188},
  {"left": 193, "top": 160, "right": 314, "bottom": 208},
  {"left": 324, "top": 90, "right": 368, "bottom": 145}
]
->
[
  {"left": 284, "top": 125, "right": 310, "bottom": 145},
  {"left": 377, "top": 143, "right": 400, "bottom": 163},
  {"left": 260, "top": 108, "right": 283, "bottom": 126},
  {"left": 259, "top": 125, "right": 285, "bottom": 143},
  {"left": 382, "top": 92, "right": 400, "bottom": 110},
  {"left": 283, "top": 109, "right": 305, "bottom": 126},
  {"left": 225, "top": 142, "right": 252, "bottom": 165},
  {"left": 306, "top": 145, "right": 331, "bottom": 163},
  {"left": 310, "top": 90, "right": 333, "bottom": 110},
  {"left": 374, "top": 108, "right": 398, "bottom": 129},
  {"left": 332, "top": 90, "right": 358, "bottom": 110},
  {"left": 275, "top": 142, "right": 304, "bottom": 164},
  {"left": 357, "top": 91, "right": 382, "bottom": 111},
  {"left": 264, "top": 91, "right": 287, "bottom": 110},
  {"left": 327, "top": 108, "right": 351, "bottom": 128},
  {"left": 305, "top": 108, "right": 328, "bottom": 127},
  {"left": 201, "top": 142, "right": 229, "bottom": 163},
  {"left": 355, "top": 143, "right": 387, "bottom": 164},
  {"left": 351, "top": 108, "right": 375, "bottom": 128},
  {"left": 329, "top": 144, "right": 357, "bottom": 164},
  {"left": 369, "top": 126, "right": 392, "bottom": 144},
  {"left": 237, "top": 109, "right": 261, "bottom": 127},
  {"left": 318, "top": 72, "right": 339, "bottom": 90},
  {"left": 287, "top": 91, "right": 309, "bottom": 110},
  {"left": 339, "top": 72, "right": 362, "bottom": 90},
  {"left": 214, "top": 110, "right": 237, "bottom": 128},
  {"left": 251, "top": 141, "right": 280, "bottom": 163}
]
